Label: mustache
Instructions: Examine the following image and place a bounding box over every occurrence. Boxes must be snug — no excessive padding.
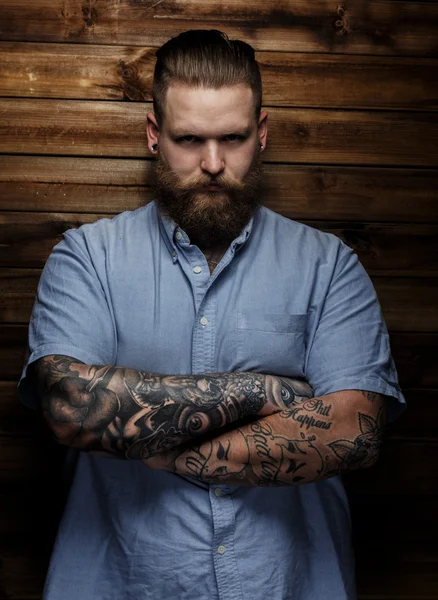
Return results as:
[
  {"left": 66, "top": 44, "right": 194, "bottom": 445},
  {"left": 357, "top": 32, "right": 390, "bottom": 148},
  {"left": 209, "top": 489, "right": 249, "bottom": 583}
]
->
[
  {"left": 155, "top": 160, "right": 247, "bottom": 192},
  {"left": 171, "top": 173, "right": 246, "bottom": 192}
]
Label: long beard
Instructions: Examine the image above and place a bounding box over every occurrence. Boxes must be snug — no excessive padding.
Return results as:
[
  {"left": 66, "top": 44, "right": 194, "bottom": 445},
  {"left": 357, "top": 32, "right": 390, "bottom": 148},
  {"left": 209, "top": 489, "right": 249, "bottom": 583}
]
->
[{"left": 153, "top": 152, "right": 264, "bottom": 249}]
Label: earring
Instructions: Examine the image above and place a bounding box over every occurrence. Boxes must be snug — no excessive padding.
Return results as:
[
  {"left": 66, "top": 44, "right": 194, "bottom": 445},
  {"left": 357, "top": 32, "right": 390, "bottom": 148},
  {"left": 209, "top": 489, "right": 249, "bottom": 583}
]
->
[
  {"left": 151, "top": 144, "right": 158, "bottom": 153},
  {"left": 260, "top": 143, "right": 264, "bottom": 150}
]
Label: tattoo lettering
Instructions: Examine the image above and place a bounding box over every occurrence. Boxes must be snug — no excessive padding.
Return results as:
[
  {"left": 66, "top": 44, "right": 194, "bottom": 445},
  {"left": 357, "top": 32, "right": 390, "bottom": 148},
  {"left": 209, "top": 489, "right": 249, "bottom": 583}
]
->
[
  {"left": 149, "top": 392, "right": 388, "bottom": 487},
  {"left": 245, "top": 420, "right": 324, "bottom": 486}
]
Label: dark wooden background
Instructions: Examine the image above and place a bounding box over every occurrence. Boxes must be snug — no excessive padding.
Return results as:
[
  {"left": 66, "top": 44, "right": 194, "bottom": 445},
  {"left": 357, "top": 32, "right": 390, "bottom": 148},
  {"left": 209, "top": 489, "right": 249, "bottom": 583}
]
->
[{"left": 1, "top": 1, "right": 438, "bottom": 598}]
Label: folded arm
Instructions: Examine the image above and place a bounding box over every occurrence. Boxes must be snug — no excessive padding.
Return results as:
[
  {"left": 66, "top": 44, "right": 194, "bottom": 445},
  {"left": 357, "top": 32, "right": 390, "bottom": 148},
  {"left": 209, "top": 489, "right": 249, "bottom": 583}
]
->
[
  {"left": 31, "top": 354, "right": 313, "bottom": 460},
  {"left": 143, "top": 389, "right": 388, "bottom": 486}
]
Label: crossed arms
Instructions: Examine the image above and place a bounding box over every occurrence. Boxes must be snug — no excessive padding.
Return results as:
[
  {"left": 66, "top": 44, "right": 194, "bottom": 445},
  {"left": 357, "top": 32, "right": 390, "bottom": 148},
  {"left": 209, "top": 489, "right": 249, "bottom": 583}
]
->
[{"left": 32, "top": 354, "right": 387, "bottom": 487}]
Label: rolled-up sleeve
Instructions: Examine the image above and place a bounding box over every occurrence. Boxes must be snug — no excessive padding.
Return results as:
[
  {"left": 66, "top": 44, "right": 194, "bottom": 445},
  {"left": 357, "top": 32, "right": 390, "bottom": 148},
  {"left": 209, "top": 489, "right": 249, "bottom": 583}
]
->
[
  {"left": 306, "top": 240, "right": 406, "bottom": 421},
  {"left": 18, "top": 228, "right": 117, "bottom": 409}
]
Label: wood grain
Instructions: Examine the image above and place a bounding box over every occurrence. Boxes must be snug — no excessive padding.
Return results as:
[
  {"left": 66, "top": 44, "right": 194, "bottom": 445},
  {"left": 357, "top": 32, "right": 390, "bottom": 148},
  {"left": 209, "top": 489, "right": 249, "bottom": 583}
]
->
[
  {"left": 1, "top": 99, "right": 438, "bottom": 166},
  {"left": 2, "top": 212, "right": 438, "bottom": 276},
  {"left": 0, "top": 326, "right": 437, "bottom": 387},
  {"left": 345, "top": 442, "right": 438, "bottom": 495},
  {"left": 0, "top": 488, "right": 437, "bottom": 598},
  {"left": 0, "top": 325, "right": 28, "bottom": 381},
  {"left": 390, "top": 333, "right": 438, "bottom": 389},
  {"left": 0, "top": 1, "right": 437, "bottom": 598},
  {"left": 0, "top": 434, "right": 435, "bottom": 494},
  {"left": 2, "top": 157, "right": 438, "bottom": 223},
  {"left": 1, "top": 267, "right": 438, "bottom": 329},
  {"left": 0, "top": 382, "right": 35, "bottom": 435},
  {"left": 1, "top": 41, "right": 438, "bottom": 111},
  {"left": 0, "top": 1, "right": 437, "bottom": 56},
  {"left": 1, "top": 267, "right": 437, "bottom": 329}
]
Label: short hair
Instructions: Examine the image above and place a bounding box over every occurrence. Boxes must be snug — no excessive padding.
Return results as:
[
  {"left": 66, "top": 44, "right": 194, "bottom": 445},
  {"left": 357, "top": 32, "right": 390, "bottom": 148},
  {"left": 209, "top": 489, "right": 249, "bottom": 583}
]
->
[{"left": 152, "top": 29, "right": 262, "bottom": 128}]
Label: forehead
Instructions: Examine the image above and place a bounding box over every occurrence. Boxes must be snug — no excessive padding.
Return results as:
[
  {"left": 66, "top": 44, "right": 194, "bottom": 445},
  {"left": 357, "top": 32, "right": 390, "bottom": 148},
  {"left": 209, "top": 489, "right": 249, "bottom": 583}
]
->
[{"left": 163, "top": 83, "right": 256, "bottom": 134}]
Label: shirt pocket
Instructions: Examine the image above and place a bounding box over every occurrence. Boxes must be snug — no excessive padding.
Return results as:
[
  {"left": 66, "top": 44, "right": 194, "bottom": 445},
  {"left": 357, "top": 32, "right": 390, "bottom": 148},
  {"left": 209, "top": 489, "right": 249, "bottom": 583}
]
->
[{"left": 235, "top": 312, "right": 307, "bottom": 378}]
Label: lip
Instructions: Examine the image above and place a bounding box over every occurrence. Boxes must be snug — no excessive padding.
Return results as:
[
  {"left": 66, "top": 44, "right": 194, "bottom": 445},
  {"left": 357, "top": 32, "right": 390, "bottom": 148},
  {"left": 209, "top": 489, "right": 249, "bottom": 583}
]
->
[{"left": 203, "top": 184, "right": 222, "bottom": 191}]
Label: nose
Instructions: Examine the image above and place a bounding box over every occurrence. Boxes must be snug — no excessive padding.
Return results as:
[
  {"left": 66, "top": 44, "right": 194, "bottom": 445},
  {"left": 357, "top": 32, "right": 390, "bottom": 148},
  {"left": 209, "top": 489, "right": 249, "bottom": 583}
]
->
[{"left": 200, "top": 141, "right": 225, "bottom": 177}]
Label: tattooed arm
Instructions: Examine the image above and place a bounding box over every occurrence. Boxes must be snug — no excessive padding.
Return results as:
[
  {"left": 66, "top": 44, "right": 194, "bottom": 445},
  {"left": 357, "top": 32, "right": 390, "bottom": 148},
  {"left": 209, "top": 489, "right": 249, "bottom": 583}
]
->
[
  {"left": 143, "top": 390, "right": 388, "bottom": 486},
  {"left": 31, "top": 354, "right": 313, "bottom": 460}
]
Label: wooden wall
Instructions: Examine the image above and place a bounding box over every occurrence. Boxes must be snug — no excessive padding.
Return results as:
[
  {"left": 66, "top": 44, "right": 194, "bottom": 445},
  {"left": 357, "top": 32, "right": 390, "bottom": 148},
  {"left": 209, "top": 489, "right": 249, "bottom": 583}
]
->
[{"left": 1, "top": 1, "right": 438, "bottom": 598}]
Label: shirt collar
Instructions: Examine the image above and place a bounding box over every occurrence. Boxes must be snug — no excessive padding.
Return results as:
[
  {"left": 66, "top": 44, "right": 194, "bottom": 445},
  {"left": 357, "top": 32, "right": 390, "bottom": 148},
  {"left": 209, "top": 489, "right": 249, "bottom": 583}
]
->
[{"left": 155, "top": 200, "right": 259, "bottom": 263}]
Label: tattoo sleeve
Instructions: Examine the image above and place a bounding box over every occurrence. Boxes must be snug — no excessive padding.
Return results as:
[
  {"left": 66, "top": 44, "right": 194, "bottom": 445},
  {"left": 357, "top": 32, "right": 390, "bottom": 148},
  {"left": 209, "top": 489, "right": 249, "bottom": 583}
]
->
[
  {"left": 143, "top": 390, "right": 388, "bottom": 486},
  {"left": 32, "top": 355, "right": 313, "bottom": 460}
]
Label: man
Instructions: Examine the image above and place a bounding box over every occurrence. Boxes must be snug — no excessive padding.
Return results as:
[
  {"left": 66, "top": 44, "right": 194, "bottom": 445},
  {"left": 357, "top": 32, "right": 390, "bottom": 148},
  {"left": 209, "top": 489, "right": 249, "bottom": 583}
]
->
[{"left": 19, "top": 30, "right": 405, "bottom": 599}]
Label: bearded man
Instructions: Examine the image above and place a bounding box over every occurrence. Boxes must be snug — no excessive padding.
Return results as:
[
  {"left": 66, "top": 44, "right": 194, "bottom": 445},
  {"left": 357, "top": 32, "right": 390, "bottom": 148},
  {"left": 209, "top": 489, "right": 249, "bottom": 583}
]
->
[{"left": 19, "top": 29, "right": 405, "bottom": 600}]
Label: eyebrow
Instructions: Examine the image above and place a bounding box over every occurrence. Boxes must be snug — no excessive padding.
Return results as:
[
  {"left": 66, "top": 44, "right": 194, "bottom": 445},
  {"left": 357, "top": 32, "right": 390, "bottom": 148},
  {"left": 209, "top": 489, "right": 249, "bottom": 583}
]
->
[{"left": 170, "top": 127, "right": 252, "bottom": 138}]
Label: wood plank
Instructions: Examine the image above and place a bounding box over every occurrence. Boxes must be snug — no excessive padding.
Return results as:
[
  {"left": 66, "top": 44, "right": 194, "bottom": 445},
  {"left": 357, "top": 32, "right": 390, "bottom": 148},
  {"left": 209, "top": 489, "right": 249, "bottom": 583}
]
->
[
  {"left": 1, "top": 433, "right": 437, "bottom": 493},
  {"left": 345, "top": 442, "right": 438, "bottom": 495},
  {"left": 316, "top": 223, "right": 438, "bottom": 277},
  {"left": 1, "top": 493, "right": 438, "bottom": 598},
  {"left": 0, "top": 0, "right": 437, "bottom": 56},
  {"left": 1, "top": 484, "right": 438, "bottom": 597},
  {"left": 0, "top": 541, "right": 436, "bottom": 600},
  {"left": 386, "top": 389, "right": 438, "bottom": 441},
  {"left": 1, "top": 268, "right": 438, "bottom": 329},
  {"left": 0, "top": 181, "right": 152, "bottom": 214},
  {"left": 1, "top": 99, "right": 438, "bottom": 167},
  {"left": 0, "top": 381, "right": 35, "bottom": 435},
  {"left": 2, "top": 212, "right": 438, "bottom": 276},
  {"left": 0, "top": 213, "right": 100, "bottom": 268},
  {"left": 1, "top": 382, "right": 435, "bottom": 441},
  {"left": 0, "top": 538, "right": 47, "bottom": 600},
  {"left": 1, "top": 326, "right": 437, "bottom": 388},
  {"left": 372, "top": 278, "right": 438, "bottom": 332},
  {"left": 0, "top": 268, "right": 41, "bottom": 324},
  {"left": 2, "top": 157, "right": 438, "bottom": 224},
  {"left": 390, "top": 333, "right": 438, "bottom": 389},
  {"left": 356, "top": 556, "right": 438, "bottom": 599},
  {"left": 0, "top": 325, "right": 28, "bottom": 381},
  {"left": 0, "top": 155, "right": 152, "bottom": 186},
  {"left": 2, "top": 481, "right": 437, "bottom": 543},
  {"left": 348, "top": 495, "right": 438, "bottom": 549},
  {"left": 0, "top": 534, "right": 436, "bottom": 600},
  {"left": 2, "top": 41, "right": 438, "bottom": 111}
]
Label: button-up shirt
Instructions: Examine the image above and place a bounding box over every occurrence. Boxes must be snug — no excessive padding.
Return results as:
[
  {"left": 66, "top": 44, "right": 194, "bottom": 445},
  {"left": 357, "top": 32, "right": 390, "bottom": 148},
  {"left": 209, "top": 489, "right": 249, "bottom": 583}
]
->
[{"left": 19, "top": 201, "right": 405, "bottom": 600}]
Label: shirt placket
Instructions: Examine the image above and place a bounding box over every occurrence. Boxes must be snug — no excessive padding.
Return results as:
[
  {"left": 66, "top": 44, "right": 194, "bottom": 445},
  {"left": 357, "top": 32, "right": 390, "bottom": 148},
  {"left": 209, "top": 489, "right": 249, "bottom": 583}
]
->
[{"left": 175, "top": 230, "right": 244, "bottom": 600}]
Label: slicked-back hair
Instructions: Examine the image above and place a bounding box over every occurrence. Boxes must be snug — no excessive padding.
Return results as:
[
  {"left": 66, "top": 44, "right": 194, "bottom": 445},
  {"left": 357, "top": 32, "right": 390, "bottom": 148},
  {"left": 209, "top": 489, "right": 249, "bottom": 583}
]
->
[{"left": 152, "top": 29, "right": 262, "bottom": 129}]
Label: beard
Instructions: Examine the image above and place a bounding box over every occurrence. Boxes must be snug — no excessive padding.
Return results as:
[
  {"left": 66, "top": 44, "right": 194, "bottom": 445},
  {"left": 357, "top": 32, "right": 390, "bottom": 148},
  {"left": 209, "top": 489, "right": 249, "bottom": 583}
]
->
[{"left": 153, "top": 151, "right": 264, "bottom": 250}]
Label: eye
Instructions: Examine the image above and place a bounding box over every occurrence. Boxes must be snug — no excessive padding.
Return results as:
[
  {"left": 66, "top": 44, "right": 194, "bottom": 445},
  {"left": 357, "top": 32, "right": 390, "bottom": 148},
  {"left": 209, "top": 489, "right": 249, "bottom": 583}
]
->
[
  {"left": 188, "top": 412, "right": 208, "bottom": 433},
  {"left": 281, "top": 387, "right": 291, "bottom": 403},
  {"left": 223, "top": 134, "right": 244, "bottom": 142},
  {"left": 176, "top": 135, "right": 199, "bottom": 144}
]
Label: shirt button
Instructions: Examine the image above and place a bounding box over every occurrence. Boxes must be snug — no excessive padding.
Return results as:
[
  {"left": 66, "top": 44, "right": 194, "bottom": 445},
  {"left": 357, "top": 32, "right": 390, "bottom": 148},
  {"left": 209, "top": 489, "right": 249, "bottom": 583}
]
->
[
  {"left": 175, "top": 231, "right": 183, "bottom": 241},
  {"left": 200, "top": 316, "right": 208, "bottom": 326},
  {"left": 217, "top": 545, "right": 226, "bottom": 555},
  {"left": 193, "top": 266, "right": 202, "bottom": 274},
  {"left": 214, "top": 487, "right": 222, "bottom": 497}
]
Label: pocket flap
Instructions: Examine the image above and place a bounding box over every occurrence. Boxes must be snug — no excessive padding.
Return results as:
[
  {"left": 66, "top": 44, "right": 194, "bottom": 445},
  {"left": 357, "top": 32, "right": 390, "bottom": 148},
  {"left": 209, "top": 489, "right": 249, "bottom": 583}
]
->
[{"left": 237, "top": 312, "right": 307, "bottom": 334}]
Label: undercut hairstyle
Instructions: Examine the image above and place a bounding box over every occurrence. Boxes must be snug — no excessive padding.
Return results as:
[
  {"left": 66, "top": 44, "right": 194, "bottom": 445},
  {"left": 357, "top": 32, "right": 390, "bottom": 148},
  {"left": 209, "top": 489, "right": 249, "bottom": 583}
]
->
[{"left": 152, "top": 29, "right": 262, "bottom": 129}]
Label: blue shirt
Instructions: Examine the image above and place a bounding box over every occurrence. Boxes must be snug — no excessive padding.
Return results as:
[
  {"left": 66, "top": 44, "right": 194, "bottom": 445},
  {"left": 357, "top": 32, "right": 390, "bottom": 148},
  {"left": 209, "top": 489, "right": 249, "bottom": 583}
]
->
[{"left": 19, "top": 201, "right": 405, "bottom": 600}]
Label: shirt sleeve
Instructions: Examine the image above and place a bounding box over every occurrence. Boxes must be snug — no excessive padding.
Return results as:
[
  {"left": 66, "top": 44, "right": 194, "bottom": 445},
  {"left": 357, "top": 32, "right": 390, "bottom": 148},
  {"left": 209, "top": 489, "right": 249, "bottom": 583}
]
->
[
  {"left": 17, "top": 228, "right": 117, "bottom": 409},
  {"left": 305, "top": 240, "right": 406, "bottom": 422}
]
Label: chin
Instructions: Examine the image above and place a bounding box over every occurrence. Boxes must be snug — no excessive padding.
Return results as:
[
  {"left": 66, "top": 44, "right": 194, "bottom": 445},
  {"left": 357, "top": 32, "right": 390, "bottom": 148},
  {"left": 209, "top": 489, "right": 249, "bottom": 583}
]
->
[{"left": 193, "top": 190, "right": 232, "bottom": 209}]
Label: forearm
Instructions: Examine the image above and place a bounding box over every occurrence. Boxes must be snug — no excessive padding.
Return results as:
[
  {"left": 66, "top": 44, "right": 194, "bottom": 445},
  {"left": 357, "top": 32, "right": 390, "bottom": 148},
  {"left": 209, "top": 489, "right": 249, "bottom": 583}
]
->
[
  {"left": 144, "top": 390, "right": 387, "bottom": 486},
  {"left": 33, "top": 354, "right": 313, "bottom": 460}
]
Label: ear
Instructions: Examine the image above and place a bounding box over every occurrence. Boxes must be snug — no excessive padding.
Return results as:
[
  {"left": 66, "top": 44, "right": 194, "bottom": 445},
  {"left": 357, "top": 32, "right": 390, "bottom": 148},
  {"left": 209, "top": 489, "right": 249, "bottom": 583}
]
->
[
  {"left": 258, "top": 110, "right": 268, "bottom": 151},
  {"left": 146, "top": 112, "right": 160, "bottom": 154}
]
